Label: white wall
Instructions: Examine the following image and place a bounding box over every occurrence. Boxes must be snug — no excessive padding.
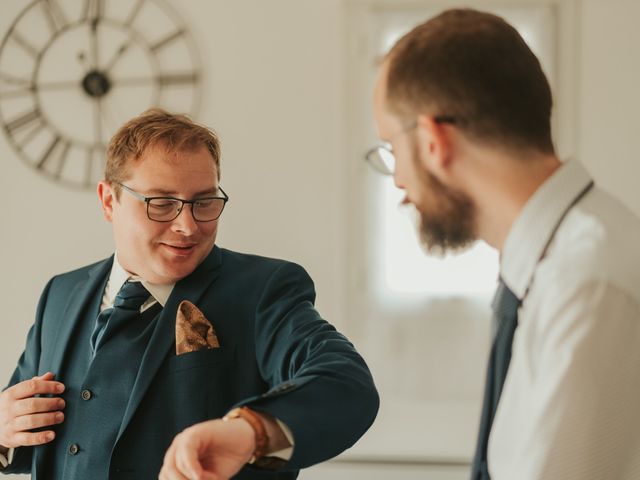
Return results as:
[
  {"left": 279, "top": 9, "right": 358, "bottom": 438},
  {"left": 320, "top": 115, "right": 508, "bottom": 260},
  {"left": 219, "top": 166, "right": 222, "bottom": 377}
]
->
[
  {"left": 0, "top": 0, "right": 349, "bottom": 380},
  {"left": 579, "top": 0, "right": 640, "bottom": 215},
  {"left": 1, "top": 1, "right": 639, "bottom": 478}
]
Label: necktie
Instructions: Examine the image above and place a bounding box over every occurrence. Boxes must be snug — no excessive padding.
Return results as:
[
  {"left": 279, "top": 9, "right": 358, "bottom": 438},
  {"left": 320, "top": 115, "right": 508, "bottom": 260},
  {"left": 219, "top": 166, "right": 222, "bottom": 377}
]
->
[
  {"left": 471, "top": 279, "right": 522, "bottom": 480},
  {"left": 90, "top": 280, "right": 150, "bottom": 356}
]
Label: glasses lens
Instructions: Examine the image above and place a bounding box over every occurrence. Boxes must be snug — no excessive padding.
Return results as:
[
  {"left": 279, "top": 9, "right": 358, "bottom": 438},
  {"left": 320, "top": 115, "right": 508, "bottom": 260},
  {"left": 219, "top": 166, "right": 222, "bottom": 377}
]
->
[
  {"left": 147, "top": 198, "right": 182, "bottom": 221},
  {"left": 366, "top": 147, "right": 395, "bottom": 175},
  {"left": 192, "top": 198, "right": 226, "bottom": 221}
]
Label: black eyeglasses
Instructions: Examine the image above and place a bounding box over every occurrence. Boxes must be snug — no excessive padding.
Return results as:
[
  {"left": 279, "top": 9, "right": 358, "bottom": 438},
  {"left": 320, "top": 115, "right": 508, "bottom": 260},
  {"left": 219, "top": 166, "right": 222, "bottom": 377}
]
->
[
  {"left": 116, "top": 182, "right": 229, "bottom": 222},
  {"left": 364, "top": 116, "right": 458, "bottom": 175}
]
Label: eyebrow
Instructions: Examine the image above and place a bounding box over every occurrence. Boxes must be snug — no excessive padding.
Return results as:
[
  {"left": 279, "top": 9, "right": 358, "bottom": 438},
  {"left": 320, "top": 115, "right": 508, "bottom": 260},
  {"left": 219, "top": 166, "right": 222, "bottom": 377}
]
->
[{"left": 144, "top": 187, "right": 220, "bottom": 197}]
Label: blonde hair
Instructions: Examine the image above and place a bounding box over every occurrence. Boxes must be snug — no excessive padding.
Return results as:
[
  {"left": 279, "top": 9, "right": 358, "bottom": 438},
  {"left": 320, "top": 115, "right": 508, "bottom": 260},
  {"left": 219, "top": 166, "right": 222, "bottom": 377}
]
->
[{"left": 105, "top": 108, "right": 221, "bottom": 197}]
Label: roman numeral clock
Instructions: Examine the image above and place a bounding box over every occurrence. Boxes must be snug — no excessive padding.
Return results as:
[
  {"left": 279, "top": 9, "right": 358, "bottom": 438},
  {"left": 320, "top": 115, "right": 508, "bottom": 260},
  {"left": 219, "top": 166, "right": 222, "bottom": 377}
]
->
[{"left": 0, "top": 0, "right": 202, "bottom": 189}]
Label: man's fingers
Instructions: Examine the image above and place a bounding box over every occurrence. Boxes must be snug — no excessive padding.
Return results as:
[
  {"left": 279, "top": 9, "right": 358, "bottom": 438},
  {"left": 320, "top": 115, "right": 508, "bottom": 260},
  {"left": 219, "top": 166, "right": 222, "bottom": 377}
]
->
[
  {"left": 12, "top": 397, "right": 65, "bottom": 417},
  {"left": 175, "top": 437, "right": 205, "bottom": 480},
  {"left": 160, "top": 439, "right": 179, "bottom": 480},
  {"left": 13, "top": 411, "right": 64, "bottom": 432},
  {"left": 9, "top": 430, "right": 55, "bottom": 448},
  {"left": 162, "top": 437, "right": 178, "bottom": 469},
  {"left": 7, "top": 378, "right": 64, "bottom": 400}
]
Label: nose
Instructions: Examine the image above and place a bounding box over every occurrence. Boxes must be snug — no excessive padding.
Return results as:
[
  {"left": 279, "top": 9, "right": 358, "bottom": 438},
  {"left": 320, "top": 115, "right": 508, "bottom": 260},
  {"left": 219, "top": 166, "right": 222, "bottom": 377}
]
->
[{"left": 170, "top": 205, "right": 198, "bottom": 235}]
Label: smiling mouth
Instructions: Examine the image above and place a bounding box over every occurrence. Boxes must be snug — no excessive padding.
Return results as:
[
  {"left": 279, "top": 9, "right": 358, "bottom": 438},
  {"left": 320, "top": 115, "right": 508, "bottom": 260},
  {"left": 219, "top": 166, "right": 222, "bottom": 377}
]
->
[{"left": 161, "top": 243, "right": 197, "bottom": 253}]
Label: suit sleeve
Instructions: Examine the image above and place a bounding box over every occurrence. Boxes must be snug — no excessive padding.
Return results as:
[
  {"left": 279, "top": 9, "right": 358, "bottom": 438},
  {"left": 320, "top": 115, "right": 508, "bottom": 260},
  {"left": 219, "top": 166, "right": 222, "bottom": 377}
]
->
[
  {"left": 1, "top": 277, "right": 55, "bottom": 474},
  {"left": 238, "top": 262, "right": 379, "bottom": 469}
]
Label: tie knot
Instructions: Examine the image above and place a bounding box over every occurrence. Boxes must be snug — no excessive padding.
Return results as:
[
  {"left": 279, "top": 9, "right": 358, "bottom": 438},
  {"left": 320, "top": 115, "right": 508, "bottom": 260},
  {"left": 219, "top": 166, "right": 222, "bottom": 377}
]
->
[
  {"left": 492, "top": 279, "right": 521, "bottom": 319},
  {"left": 114, "top": 280, "right": 150, "bottom": 310}
]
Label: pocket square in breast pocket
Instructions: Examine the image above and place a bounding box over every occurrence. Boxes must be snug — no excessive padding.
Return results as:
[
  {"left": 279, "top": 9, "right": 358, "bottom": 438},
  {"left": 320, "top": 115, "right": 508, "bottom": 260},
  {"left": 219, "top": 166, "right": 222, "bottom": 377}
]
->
[{"left": 176, "top": 300, "right": 220, "bottom": 355}]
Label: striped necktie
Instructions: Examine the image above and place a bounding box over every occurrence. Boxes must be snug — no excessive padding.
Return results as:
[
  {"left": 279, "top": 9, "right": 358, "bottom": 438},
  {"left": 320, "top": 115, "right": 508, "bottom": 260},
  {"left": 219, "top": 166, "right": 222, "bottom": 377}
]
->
[{"left": 90, "top": 280, "right": 150, "bottom": 356}]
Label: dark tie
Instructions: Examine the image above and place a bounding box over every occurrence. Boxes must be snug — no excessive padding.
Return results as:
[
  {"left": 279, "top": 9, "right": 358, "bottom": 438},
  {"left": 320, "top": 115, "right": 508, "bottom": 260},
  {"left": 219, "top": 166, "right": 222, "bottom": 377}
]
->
[
  {"left": 90, "top": 280, "right": 151, "bottom": 356},
  {"left": 471, "top": 279, "right": 522, "bottom": 480}
]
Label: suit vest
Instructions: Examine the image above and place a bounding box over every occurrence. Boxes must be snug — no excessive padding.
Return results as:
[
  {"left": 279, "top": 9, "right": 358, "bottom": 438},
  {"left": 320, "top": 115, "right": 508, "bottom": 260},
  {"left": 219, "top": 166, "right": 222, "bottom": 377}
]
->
[{"left": 43, "top": 284, "right": 161, "bottom": 479}]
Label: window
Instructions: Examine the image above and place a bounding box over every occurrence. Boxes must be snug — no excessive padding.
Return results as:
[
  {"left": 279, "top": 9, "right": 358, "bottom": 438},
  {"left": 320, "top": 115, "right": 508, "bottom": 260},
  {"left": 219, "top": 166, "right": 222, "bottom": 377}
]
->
[
  {"left": 343, "top": 1, "right": 569, "bottom": 463},
  {"left": 367, "top": 4, "right": 556, "bottom": 306}
]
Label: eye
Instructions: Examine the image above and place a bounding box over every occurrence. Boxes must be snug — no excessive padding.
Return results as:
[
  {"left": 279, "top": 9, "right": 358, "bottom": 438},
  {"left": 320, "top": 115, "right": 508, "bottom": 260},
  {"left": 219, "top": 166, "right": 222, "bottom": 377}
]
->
[
  {"left": 149, "top": 199, "right": 178, "bottom": 210},
  {"left": 194, "top": 198, "right": 215, "bottom": 208}
]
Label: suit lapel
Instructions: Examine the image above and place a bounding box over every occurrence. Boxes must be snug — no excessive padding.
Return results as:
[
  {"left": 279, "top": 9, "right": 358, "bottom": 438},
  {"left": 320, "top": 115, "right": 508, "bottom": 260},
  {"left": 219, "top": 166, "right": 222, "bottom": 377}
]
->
[
  {"left": 46, "top": 257, "right": 113, "bottom": 375},
  {"left": 35, "top": 257, "right": 111, "bottom": 477},
  {"left": 117, "top": 247, "right": 223, "bottom": 440}
]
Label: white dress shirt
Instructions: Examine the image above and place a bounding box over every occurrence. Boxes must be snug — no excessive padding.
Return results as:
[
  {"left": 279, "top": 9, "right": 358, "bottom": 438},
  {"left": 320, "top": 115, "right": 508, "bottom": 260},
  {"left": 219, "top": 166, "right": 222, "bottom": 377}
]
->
[
  {"left": 100, "top": 252, "right": 172, "bottom": 312},
  {"left": 489, "top": 160, "right": 640, "bottom": 479},
  {"left": 1, "top": 253, "right": 293, "bottom": 468}
]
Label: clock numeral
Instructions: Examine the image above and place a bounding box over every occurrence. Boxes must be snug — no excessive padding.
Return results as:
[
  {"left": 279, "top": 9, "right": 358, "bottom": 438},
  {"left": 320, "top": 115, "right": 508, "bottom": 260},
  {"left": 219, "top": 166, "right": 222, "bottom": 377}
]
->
[
  {"left": 150, "top": 29, "right": 185, "bottom": 52},
  {"left": 37, "top": 135, "right": 71, "bottom": 179},
  {"left": 0, "top": 72, "right": 31, "bottom": 86},
  {"left": 82, "top": 0, "right": 104, "bottom": 23},
  {"left": 0, "top": 72, "right": 34, "bottom": 99},
  {"left": 9, "top": 30, "right": 39, "bottom": 59},
  {"left": 5, "top": 109, "right": 46, "bottom": 154},
  {"left": 41, "top": 0, "right": 69, "bottom": 35},
  {"left": 6, "top": 108, "right": 43, "bottom": 135},
  {"left": 158, "top": 72, "right": 200, "bottom": 86},
  {"left": 38, "top": 135, "right": 60, "bottom": 169}
]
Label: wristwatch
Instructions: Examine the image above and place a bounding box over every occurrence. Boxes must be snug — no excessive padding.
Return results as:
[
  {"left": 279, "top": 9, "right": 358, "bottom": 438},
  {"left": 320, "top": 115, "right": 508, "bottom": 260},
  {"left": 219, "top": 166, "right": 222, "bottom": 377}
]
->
[
  {"left": 222, "top": 407, "right": 268, "bottom": 464},
  {"left": 222, "top": 407, "right": 287, "bottom": 470}
]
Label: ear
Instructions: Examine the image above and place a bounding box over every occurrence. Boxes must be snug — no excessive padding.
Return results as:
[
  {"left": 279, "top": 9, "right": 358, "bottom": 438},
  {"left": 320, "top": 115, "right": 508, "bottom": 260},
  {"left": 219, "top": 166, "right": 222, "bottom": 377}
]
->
[
  {"left": 97, "top": 181, "right": 115, "bottom": 222},
  {"left": 415, "top": 114, "right": 453, "bottom": 180}
]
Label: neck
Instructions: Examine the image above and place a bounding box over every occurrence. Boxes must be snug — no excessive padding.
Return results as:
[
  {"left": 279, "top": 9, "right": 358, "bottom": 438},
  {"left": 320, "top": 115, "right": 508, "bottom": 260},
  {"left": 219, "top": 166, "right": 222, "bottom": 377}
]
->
[{"left": 470, "top": 151, "right": 561, "bottom": 251}]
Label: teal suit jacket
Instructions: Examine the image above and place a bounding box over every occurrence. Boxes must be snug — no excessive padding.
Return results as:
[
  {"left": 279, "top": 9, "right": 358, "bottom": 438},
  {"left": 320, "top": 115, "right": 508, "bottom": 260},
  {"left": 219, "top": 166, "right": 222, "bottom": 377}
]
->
[{"left": 3, "top": 246, "right": 379, "bottom": 479}]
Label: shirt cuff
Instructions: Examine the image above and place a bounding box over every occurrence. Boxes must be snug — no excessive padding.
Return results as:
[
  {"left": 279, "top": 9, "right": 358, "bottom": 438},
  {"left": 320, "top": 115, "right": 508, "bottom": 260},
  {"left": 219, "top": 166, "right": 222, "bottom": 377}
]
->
[
  {"left": 0, "top": 447, "right": 15, "bottom": 468},
  {"left": 269, "top": 419, "right": 294, "bottom": 460}
]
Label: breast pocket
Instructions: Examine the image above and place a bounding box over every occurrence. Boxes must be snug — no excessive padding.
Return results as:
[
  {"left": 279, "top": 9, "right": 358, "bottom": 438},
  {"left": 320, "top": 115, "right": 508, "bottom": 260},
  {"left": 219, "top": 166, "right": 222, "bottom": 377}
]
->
[
  {"left": 156, "top": 346, "right": 238, "bottom": 425},
  {"left": 167, "top": 346, "right": 235, "bottom": 374}
]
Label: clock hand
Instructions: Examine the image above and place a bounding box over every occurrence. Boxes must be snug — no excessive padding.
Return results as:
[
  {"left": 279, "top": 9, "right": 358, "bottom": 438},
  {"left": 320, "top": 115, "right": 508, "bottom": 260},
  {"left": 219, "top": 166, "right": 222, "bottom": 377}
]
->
[
  {"left": 111, "top": 73, "right": 199, "bottom": 88},
  {"left": 100, "top": 99, "right": 118, "bottom": 135},
  {"left": 102, "top": 41, "right": 131, "bottom": 75},
  {"left": 89, "top": 17, "right": 100, "bottom": 70},
  {"left": 93, "top": 97, "right": 103, "bottom": 147},
  {"left": 36, "top": 80, "right": 83, "bottom": 92}
]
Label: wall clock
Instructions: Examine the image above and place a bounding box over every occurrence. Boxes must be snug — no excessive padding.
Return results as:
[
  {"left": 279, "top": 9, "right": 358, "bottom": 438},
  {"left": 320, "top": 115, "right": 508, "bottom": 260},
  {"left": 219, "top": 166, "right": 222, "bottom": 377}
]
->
[{"left": 0, "top": 0, "right": 202, "bottom": 189}]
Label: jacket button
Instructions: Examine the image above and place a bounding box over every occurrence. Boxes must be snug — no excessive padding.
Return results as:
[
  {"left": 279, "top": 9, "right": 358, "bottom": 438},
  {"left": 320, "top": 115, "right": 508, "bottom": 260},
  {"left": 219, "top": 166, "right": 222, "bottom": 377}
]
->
[
  {"left": 81, "top": 389, "right": 92, "bottom": 401},
  {"left": 68, "top": 443, "right": 80, "bottom": 455}
]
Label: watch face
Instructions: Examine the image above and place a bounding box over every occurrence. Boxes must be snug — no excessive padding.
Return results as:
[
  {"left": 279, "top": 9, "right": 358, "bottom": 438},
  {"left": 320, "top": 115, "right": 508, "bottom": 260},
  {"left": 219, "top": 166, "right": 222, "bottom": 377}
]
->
[{"left": 0, "top": 0, "right": 202, "bottom": 189}]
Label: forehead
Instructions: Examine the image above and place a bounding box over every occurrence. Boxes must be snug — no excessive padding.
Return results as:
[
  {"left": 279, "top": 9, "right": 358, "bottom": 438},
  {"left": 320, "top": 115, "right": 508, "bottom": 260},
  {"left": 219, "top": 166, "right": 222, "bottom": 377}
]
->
[
  {"left": 127, "top": 144, "right": 219, "bottom": 189},
  {"left": 373, "top": 64, "right": 403, "bottom": 138}
]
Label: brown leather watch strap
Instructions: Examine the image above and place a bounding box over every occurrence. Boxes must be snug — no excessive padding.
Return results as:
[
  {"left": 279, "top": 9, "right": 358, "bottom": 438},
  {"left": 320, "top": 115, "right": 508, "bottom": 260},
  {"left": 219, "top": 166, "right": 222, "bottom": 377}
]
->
[{"left": 223, "top": 407, "right": 268, "bottom": 463}]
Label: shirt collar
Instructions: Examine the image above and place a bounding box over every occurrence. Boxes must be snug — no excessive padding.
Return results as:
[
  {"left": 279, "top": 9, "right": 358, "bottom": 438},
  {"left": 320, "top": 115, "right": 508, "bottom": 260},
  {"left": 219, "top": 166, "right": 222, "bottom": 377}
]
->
[
  {"left": 501, "top": 160, "right": 594, "bottom": 300},
  {"left": 106, "top": 252, "right": 174, "bottom": 307}
]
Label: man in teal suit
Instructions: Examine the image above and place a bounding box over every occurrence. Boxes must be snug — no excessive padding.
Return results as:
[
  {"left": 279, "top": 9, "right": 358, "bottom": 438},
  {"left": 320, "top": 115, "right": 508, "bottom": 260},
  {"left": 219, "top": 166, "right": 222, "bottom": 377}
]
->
[{"left": 0, "top": 109, "right": 379, "bottom": 479}]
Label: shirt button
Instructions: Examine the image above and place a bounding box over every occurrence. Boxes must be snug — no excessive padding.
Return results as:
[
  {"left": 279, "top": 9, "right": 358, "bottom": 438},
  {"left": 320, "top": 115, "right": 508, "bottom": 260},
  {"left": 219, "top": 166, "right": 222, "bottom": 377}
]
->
[
  {"left": 81, "top": 389, "right": 92, "bottom": 401},
  {"left": 68, "top": 444, "right": 80, "bottom": 455}
]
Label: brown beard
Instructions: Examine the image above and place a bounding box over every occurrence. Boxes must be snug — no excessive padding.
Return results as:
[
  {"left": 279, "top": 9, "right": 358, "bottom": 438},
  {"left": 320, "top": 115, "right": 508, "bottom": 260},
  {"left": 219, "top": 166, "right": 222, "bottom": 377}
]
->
[{"left": 410, "top": 143, "right": 477, "bottom": 255}]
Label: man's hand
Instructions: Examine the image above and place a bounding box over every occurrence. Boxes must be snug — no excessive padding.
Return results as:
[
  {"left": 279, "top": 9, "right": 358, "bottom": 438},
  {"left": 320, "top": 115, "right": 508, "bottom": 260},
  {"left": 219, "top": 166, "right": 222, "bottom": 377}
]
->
[
  {"left": 159, "top": 417, "right": 255, "bottom": 480},
  {"left": 0, "top": 372, "right": 65, "bottom": 450}
]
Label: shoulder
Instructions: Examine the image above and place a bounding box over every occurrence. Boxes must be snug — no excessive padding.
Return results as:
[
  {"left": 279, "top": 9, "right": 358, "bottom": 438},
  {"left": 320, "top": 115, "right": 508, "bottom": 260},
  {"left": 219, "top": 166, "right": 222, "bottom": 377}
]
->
[
  {"left": 537, "top": 187, "right": 640, "bottom": 302},
  {"left": 216, "top": 248, "right": 316, "bottom": 301},
  {"left": 48, "top": 257, "right": 112, "bottom": 290},
  {"left": 219, "top": 248, "right": 310, "bottom": 277}
]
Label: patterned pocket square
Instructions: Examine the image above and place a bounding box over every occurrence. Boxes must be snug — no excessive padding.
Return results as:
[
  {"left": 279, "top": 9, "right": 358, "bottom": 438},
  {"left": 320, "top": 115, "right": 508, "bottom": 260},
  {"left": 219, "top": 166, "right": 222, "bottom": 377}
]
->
[{"left": 175, "top": 300, "right": 220, "bottom": 355}]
